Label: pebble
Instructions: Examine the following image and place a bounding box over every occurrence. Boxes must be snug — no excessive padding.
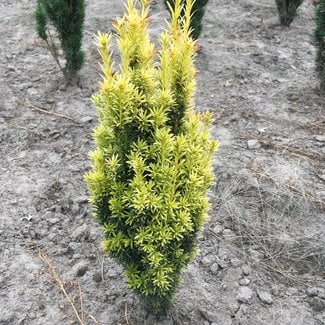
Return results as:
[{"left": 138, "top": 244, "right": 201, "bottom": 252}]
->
[
  {"left": 230, "top": 256, "right": 243, "bottom": 267},
  {"left": 217, "top": 256, "right": 228, "bottom": 269},
  {"left": 242, "top": 265, "right": 250, "bottom": 276},
  {"left": 202, "top": 255, "right": 215, "bottom": 267},
  {"left": 247, "top": 139, "right": 261, "bottom": 150},
  {"left": 229, "top": 302, "right": 240, "bottom": 315},
  {"left": 70, "top": 224, "right": 89, "bottom": 242},
  {"left": 67, "top": 242, "right": 80, "bottom": 254},
  {"left": 210, "top": 262, "right": 219, "bottom": 275},
  {"left": 307, "top": 287, "right": 319, "bottom": 297},
  {"left": 59, "top": 84, "right": 67, "bottom": 91},
  {"left": 44, "top": 152, "right": 62, "bottom": 165},
  {"left": 212, "top": 224, "right": 223, "bottom": 235},
  {"left": 308, "top": 297, "right": 325, "bottom": 312},
  {"left": 222, "top": 284, "right": 229, "bottom": 291},
  {"left": 238, "top": 277, "right": 251, "bottom": 286},
  {"left": 48, "top": 217, "right": 60, "bottom": 225},
  {"left": 75, "top": 196, "right": 89, "bottom": 204},
  {"left": 199, "top": 308, "right": 226, "bottom": 323},
  {"left": 236, "top": 286, "right": 253, "bottom": 303},
  {"left": 223, "top": 228, "right": 235, "bottom": 240},
  {"left": 93, "top": 271, "right": 103, "bottom": 283},
  {"left": 21, "top": 214, "right": 33, "bottom": 222},
  {"left": 271, "top": 284, "right": 281, "bottom": 297},
  {"left": 307, "top": 287, "right": 325, "bottom": 298},
  {"left": 48, "top": 204, "right": 62, "bottom": 213},
  {"left": 315, "top": 135, "right": 325, "bottom": 142},
  {"left": 30, "top": 229, "right": 38, "bottom": 239},
  {"left": 218, "top": 246, "right": 229, "bottom": 259},
  {"left": 71, "top": 261, "right": 89, "bottom": 277},
  {"left": 286, "top": 287, "right": 298, "bottom": 296},
  {"left": 27, "top": 87, "right": 38, "bottom": 97},
  {"left": 21, "top": 227, "right": 30, "bottom": 238},
  {"left": 80, "top": 116, "right": 94, "bottom": 123},
  {"left": 258, "top": 127, "right": 267, "bottom": 134},
  {"left": 239, "top": 304, "right": 248, "bottom": 315},
  {"left": 319, "top": 290, "right": 325, "bottom": 299},
  {"left": 257, "top": 290, "right": 273, "bottom": 305}
]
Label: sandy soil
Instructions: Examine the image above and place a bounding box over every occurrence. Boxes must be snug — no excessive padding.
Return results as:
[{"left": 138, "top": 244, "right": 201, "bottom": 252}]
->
[{"left": 0, "top": 0, "right": 324, "bottom": 324}]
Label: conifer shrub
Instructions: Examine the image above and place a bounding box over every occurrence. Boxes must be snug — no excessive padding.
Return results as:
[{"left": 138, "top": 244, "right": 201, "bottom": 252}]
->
[
  {"left": 164, "top": 0, "right": 209, "bottom": 39},
  {"left": 275, "top": 0, "right": 304, "bottom": 26},
  {"left": 315, "top": 0, "right": 325, "bottom": 93},
  {"left": 34, "top": 0, "right": 85, "bottom": 81},
  {"left": 85, "top": 0, "right": 218, "bottom": 314}
]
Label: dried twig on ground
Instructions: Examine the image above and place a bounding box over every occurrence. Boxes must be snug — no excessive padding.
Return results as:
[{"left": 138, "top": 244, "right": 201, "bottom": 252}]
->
[
  {"left": 38, "top": 251, "right": 99, "bottom": 325},
  {"left": 78, "top": 280, "right": 85, "bottom": 324},
  {"left": 125, "top": 301, "right": 130, "bottom": 325},
  {"left": 39, "top": 252, "right": 85, "bottom": 324},
  {"left": 17, "top": 98, "right": 81, "bottom": 124}
]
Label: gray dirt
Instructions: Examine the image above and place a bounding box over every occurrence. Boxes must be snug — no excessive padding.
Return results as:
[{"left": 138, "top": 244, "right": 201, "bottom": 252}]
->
[{"left": 0, "top": 0, "right": 324, "bottom": 324}]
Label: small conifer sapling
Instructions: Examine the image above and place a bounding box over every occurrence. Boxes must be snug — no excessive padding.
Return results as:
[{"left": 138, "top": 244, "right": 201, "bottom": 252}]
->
[
  {"left": 34, "top": 0, "right": 85, "bottom": 81},
  {"left": 164, "top": 0, "right": 209, "bottom": 39},
  {"left": 315, "top": 0, "right": 325, "bottom": 93},
  {"left": 275, "top": 0, "right": 304, "bottom": 26},
  {"left": 85, "top": 0, "right": 218, "bottom": 314}
]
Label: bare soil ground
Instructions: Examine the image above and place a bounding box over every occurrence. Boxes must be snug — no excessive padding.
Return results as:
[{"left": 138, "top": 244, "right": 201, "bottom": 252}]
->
[{"left": 0, "top": 0, "right": 324, "bottom": 324}]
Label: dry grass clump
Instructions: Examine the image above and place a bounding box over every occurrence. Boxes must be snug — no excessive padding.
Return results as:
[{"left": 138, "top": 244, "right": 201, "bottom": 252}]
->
[{"left": 215, "top": 167, "right": 325, "bottom": 282}]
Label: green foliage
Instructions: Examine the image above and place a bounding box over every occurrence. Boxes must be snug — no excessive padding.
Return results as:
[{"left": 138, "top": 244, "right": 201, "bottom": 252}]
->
[
  {"left": 165, "top": 0, "right": 209, "bottom": 39},
  {"left": 275, "top": 0, "right": 304, "bottom": 26},
  {"left": 315, "top": 0, "right": 325, "bottom": 93},
  {"left": 34, "top": 0, "right": 85, "bottom": 80},
  {"left": 85, "top": 0, "right": 218, "bottom": 314}
]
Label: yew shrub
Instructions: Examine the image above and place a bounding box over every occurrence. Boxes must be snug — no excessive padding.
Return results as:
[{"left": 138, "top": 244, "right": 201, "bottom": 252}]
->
[
  {"left": 85, "top": 0, "right": 218, "bottom": 313},
  {"left": 275, "top": 0, "right": 304, "bottom": 26},
  {"left": 35, "top": 0, "right": 85, "bottom": 81}
]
